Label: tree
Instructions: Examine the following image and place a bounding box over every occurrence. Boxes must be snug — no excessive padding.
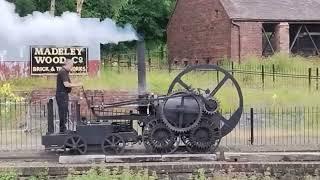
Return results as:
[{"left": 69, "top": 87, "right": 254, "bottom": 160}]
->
[
  {"left": 55, "top": 0, "right": 76, "bottom": 15},
  {"left": 11, "top": 0, "right": 177, "bottom": 52},
  {"left": 76, "top": 0, "right": 84, "bottom": 16},
  {"left": 80, "top": 0, "right": 128, "bottom": 19},
  {"left": 116, "top": 0, "right": 175, "bottom": 49},
  {"left": 14, "top": 0, "right": 37, "bottom": 16},
  {"left": 109, "top": 0, "right": 129, "bottom": 19},
  {"left": 50, "top": 0, "right": 55, "bottom": 15}
]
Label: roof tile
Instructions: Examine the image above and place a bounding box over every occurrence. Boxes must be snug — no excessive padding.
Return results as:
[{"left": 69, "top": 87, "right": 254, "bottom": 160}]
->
[{"left": 220, "top": 0, "right": 320, "bottom": 21}]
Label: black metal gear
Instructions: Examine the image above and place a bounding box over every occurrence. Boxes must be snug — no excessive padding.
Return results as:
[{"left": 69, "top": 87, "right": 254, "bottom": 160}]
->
[
  {"left": 181, "top": 133, "right": 197, "bottom": 153},
  {"left": 142, "top": 119, "right": 178, "bottom": 154},
  {"left": 181, "top": 133, "right": 213, "bottom": 153},
  {"left": 181, "top": 118, "right": 221, "bottom": 153},
  {"left": 142, "top": 119, "right": 158, "bottom": 153},
  {"left": 190, "top": 118, "right": 220, "bottom": 148},
  {"left": 203, "top": 97, "right": 220, "bottom": 115},
  {"left": 161, "top": 91, "right": 203, "bottom": 133}
]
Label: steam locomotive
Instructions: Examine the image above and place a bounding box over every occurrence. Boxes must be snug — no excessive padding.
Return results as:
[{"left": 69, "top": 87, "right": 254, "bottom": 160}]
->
[{"left": 41, "top": 41, "right": 243, "bottom": 155}]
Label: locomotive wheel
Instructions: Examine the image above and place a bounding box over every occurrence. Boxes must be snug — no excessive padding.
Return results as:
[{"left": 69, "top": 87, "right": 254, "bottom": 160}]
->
[
  {"left": 142, "top": 119, "right": 161, "bottom": 153},
  {"left": 190, "top": 118, "right": 220, "bottom": 149},
  {"left": 102, "top": 134, "right": 126, "bottom": 155},
  {"left": 142, "top": 119, "right": 179, "bottom": 154},
  {"left": 150, "top": 123, "right": 177, "bottom": 153},
  {"left": 182, "top": 134, "right": 221, "bottom": 154},
  {"left": 181, "top": 118, "right": 221, "bottom": 154},
  {"left": 64, "top": 135, "right": 87, "bottom": 155},
  {"left": 181, "top": 132, "right": 211, "bottom": 153},
  {"left": 167, "top": 65, "right": 243, "bottom": 137}
]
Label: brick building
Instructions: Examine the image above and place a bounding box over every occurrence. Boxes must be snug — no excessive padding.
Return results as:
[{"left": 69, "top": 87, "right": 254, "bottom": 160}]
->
[{"left": 167, "top": 0, "right": 320, "bottom": 65}]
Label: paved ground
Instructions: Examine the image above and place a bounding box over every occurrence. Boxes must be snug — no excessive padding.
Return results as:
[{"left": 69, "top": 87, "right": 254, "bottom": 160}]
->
[{"left": 2, "top": 151, "right": 320, "bottom": 163}]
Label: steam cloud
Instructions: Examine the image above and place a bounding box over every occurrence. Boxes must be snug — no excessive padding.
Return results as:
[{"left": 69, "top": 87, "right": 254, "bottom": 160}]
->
[{"left": 0, "top": 0, "right": 138, "bottom": 46}]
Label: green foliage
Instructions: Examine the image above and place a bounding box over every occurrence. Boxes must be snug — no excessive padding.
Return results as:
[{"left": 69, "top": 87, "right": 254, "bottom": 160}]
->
[
  {"left": 67, "top": 167, "right": 157, "bottom": 180},
  {"left": 82, "top": 0, "right": 113, "bottom": 19},
  {"left": 0, "top": 83, "right": 24, "bottom": 101},
  {"left": 27, "top": 168, "right": 49, "bottom": 180},
  {"left": 109, "top": 0, "right": 129, "bottom": 18},
  {"left": 116, "top": 0, "right": 176, "bottom": 48},
  {"left": 235, "top": 53, "right": 320, "bottom": 72},
  {"left": 0, "top": 83, "right": 25, "bottom": 124},
  {"left": 3, "top": 55, "right": 320, "bottom": 110},
  {"left": 14, "top": 0, "right": 75, "bottom": 16},
  {"left": 0, "top": 170, "right": 18, "bottom": 180},
  {"left": 11, "top": 0, "right": 176, "bottom": 53},
  {"left": 193, "top": 169, "right": 207, "bottom": 180},
  {"left": 55, "top": 0, "right": 76, "bottom": 16},
  {"left": 14, "top": 0, "right": 37, "bottom": 16}
]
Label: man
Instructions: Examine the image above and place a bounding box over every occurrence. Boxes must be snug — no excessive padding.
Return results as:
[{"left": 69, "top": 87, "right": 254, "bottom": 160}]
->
[{"left": 56, "top": 59, "right": 82, "bottom": 133}]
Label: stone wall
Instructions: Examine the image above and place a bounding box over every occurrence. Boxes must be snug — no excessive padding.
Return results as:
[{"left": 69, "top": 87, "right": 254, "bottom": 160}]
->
[{"left": 3, "top": 161, "right": 320, "bottom": 179}]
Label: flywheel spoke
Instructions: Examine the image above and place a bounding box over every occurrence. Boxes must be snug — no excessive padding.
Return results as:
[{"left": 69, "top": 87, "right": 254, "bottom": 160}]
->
[{"left": 210, "top": 76, "right": 229, "bottom": 97}]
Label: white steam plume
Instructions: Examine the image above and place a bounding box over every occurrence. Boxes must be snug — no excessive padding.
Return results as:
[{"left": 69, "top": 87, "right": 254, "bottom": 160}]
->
[{"left": 0, "top": 0, "right": 138, "bottom": 46}]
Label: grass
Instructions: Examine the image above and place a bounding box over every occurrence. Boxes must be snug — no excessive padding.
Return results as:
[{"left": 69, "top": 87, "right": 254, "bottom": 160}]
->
[
  {"left": 67, "top": 167, "right": 158, "bottom": 180},
  {"left": 230, "top": 53, "right": 320, "bottom": 70},
  {"left": 0, "top": 167, "right": 319, "bottom": 180}
]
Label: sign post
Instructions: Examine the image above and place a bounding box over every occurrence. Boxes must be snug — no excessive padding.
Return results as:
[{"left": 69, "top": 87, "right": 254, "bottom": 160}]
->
[{"left": 30, "top": 46, "right": 88, "bottom": 75}]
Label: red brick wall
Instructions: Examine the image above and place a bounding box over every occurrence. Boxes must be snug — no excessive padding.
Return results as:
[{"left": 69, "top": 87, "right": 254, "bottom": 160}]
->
[
  {"left": 0, "top": 62, "right": 29, "bottom": 80},
  {"left": 231, "top": 24, "right": 240, "bottom": 61},
  {"left": 29, "top": 88, "right": 137, "bottom": 117},
  {"left": 167, "top": 0, "right": 232, "bottom": 65},
  {"left": 231, "top": 22, "right": 263, "bottom": 61},
  {"left": 30, "top": 89, "right": 136, "bottom": 105}
]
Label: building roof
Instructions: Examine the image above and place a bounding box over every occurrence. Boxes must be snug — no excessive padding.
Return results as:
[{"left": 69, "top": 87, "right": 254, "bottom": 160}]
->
[{"left": 220, "top": 0, "right": 320, "bottom": 21}]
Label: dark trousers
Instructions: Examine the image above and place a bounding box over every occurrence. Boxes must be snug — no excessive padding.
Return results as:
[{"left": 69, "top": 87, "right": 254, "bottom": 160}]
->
[{"left": 56, "top": 93, "right": 69, "bottom": 133}]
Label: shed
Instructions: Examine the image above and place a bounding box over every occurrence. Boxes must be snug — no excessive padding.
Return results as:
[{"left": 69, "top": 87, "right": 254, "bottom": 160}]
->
[{"left": 167, "top": 0, "right": 320, "bottom": 65}]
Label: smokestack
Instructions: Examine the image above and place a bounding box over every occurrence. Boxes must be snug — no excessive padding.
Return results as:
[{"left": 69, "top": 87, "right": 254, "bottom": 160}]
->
[{"left": 137, "top": 34, "right": 146, "bottom": 96}]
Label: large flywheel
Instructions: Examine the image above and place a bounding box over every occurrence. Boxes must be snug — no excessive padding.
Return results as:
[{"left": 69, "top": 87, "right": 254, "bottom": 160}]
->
[{"left": 166, "top": 64, "right": 243, "bottom": 137}]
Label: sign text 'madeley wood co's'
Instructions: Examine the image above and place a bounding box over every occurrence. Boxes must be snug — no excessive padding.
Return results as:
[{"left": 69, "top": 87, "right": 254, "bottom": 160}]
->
[{"left": 30, "top": 46, "right": 88, "bottom": 75}]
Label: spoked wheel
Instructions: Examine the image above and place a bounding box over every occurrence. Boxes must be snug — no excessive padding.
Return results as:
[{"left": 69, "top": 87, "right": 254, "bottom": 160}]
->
[
  {"left": 64, "top": 135, "right": 87, "bottom": 155},
  {"left": 102, "top": 134, "right": 126, "bottom": 155}
]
